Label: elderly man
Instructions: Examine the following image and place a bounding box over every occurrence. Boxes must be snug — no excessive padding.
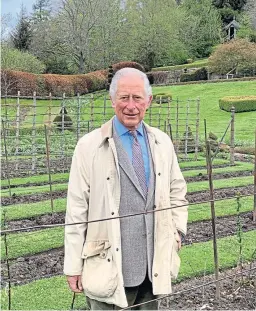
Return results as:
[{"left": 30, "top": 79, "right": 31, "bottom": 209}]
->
[{"left": 64, "top": 68, "right": 188, "bottom": 310}]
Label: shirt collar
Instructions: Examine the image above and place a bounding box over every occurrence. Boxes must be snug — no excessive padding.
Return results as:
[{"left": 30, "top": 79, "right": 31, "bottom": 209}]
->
[{"left": 113, "top": 116, "right": 144, "bottom": 137}]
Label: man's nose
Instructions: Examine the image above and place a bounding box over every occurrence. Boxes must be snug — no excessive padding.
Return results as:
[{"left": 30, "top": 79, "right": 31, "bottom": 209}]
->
[{"left": 126, "top": 96, "right": 136, "bottom": 109}]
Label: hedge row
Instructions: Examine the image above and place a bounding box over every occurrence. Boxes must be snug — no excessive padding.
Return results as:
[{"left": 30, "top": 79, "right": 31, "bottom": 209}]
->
[
  {"left": 1, "top": 61, "right": 145, "bottom": 97},
  {"left": 180, "top": 67, "right": 208, "bottom": 82},
  {"left": 219, "top": 96, "right": 256, "bottom": 112},
  {"left": 152, "top": 60, "right": 208, "bottom": 72}
]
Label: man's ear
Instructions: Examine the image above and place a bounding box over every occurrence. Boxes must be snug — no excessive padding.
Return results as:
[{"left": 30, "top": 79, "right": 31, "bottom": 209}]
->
[
  {"left": 146, "top": 95, "right": 153, "bottom": 109},
  {"left": 110, "top": 96, "right": 115, "bottom": 108}
]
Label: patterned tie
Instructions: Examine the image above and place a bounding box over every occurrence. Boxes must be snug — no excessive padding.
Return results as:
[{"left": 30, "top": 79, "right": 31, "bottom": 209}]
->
[{"left": 130, "top": 130, "right": 147, "bottom": 198}]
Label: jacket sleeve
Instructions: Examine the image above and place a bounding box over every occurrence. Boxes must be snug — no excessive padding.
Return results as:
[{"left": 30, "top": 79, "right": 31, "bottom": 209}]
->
[
  {"left": 64, "top": 142, "right": 90, "bottom": 275},
  {"left": 169, "top": 142, "right": 188, "bottom": 235}
]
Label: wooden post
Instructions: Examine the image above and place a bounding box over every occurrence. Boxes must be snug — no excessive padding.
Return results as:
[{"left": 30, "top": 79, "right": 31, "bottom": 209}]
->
[
  {"left": 3, "top": 211, "right": 11, "bottom": 310},
  {"left": 31, "top": 92, "right": 37, "bottom": 173},
  {"left": 103, "top": 94, "right": 107, "bottom": 124},
  {"left": 44, "top": 125, "right": 54, "bottom": 216},
  {"left": 167, "top": 96, "right": 171, "bottom": 133},
  {"left": 175, "top": 98, "right": 179, "bottom": 157},
  {"left": 206, "top": 140, "right": 220, "bottom": 299},
  {"left": 195, "top": 97, "right": 200, "bottom": 160},
  {"left": 2, "top": 120, "right": 12, "bottom": 197},
  {"left": 158, "top": 96, "right": 162, "bottom": 130},
  {"left": 90, "top": 94, "right": 94, "bottom": 131},
  {"left": 77, "top": 93, "right": 81, "bottom": 142},
  {"left": 15, "top": 91, "right": 20, "bottom": 171},
  {"left": 184, "top": 100, "right": 190, "bottom": 160},
  {"left": 61, "top": 93, "right": 65, "bottom": 162},
  {"left": 253, "top": 128, "right": 256, "bottom": 222},
  {"left": 230, "top": 106, "right": 235, "bottom": 165},
  {"left": 149, "top": 102, "right": 152, "bottom": 127}
]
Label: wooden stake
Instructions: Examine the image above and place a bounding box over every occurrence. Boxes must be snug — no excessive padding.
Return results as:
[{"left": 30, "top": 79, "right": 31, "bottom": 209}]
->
[
  {"left": 253, "top": 128, "right": 256, "bottom": 222},
  {"left": 206, "top": 140, "right": 220, "bottom": 299}
]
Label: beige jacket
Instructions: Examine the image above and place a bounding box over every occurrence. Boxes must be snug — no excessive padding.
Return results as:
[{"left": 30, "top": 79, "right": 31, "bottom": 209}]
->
[{"left": 64, "top": 118, "right": 188, "bottom": 308}]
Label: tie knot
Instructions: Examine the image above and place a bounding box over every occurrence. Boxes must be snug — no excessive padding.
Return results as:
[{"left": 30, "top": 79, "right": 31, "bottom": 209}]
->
[{"left": 129, "top": 130, "right": 137, "bottom": 139}]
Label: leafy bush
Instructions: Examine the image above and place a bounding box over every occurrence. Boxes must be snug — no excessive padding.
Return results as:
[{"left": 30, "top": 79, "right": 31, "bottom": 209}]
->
[
  {"left": 154, "top": 93, "right": 172, "bottom": 104},
  {"left": 1, "top": 45, "right": 45, "bottom": 74},
  {"left": 112, "top": 61, "right": 145, "bottom": 73},
  {"left": 180, "top": 67, "right": 208, "bottom": 82},
  {"left": 219, "top": 96, "right": 256, "bottom": 112},
  {"left": 208, "top": 39, "right": 256, "bottom": 74}
]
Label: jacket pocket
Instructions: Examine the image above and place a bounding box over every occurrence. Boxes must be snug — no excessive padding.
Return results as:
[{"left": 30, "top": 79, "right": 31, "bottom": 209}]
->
[
  {"left": 81, "top": 240, "right": 118, "bottom": 298},
  {"left": 170, "top": 242, "right": 181, "bottom": 279}
]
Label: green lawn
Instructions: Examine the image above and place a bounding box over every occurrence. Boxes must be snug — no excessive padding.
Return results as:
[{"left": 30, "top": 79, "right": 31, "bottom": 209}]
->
[
  {"left": 152, "top": 59, "right": 208, "bottom": 71},
  {"left": 1, "top": 230, "right": 255, "bottom": 310},
  {"left": 154, "top": 80, "right": 256, "bottom": 144}
]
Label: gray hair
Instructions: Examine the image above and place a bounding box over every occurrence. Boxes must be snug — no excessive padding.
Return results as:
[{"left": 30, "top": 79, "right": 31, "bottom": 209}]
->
[{"left": 109, "top": 67, "right": 152, "bottom": 99}]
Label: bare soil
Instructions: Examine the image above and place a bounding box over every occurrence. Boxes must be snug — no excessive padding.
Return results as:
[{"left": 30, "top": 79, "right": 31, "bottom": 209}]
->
[
  {"left": 162, "top": 263, "right": 256, "bottom": 310},
  {"left": 2, "top": 211, "right": 255, "bottom": 287}
]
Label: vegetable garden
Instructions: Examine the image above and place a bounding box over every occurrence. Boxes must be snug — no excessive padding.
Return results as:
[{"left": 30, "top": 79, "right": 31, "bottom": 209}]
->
[{"left": 1, "top": 81, "right": 256, "bottom": 310}]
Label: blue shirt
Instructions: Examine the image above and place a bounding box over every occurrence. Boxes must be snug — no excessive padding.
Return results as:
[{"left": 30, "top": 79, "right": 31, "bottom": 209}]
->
[{"left": 113, "top": 116, "right": 150, "bottom": 186}]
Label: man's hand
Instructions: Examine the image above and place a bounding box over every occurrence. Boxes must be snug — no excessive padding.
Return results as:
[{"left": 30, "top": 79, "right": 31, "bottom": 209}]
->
[
  {"left": 176, "top": 233, "right": 182, "bottom": 251},
  {"left": 67, "top": 275, "right": 83, "bottom": 293}
]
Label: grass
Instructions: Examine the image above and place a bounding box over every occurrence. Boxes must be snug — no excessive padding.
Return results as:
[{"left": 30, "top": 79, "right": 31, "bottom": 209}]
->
[
  {"left": 1, "top": 230, "right": 255, "bottom": 310},
  {"left": 1, "top": 227, "right": 64, "bottom": 260},
  {"left": 152, "top": 59, "right": 208, "bottom": 72},
  {"left": 1, "top": 198, "right": 67, "bottom": 221},
  {"left": 188, "top": 195, "right": 254, "bottom": 223},
  {"left": 154, "top": 80, "right": 256, "bottom": 143},
  {"left": 0, "top": 275, "right": 87, "bottom": 310},
  {"left": 188, "top": 175, "right": 253, "bottom": 193},
  {"left": 1, "top": 173, "right": 69, "bottom": 188},
  {"left": 178, "top": 229, "right": 256, "bottom": 280},
  {"left": 179, "top": 158, "right": 229, "bottom": 169},
  {"left": 183, "top": 162, "right": 253, "bottom": 178},
  {"left": 0, "top": 183, "right": 67, "bottom": 197}
]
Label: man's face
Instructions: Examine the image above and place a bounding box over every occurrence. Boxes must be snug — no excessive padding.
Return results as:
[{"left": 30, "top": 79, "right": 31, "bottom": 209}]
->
[{"left": 111, "top": 75, "right": 152, "bottom": 130}]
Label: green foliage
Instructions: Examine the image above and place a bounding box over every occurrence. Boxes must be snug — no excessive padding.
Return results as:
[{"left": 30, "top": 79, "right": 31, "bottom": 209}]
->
[
  {"left": 154, "top": 92, "right": 172, "bottom": 103},
  {"left": 237, "top": 13, "right": 256, "bottom": 43},
  {"left": 1, "top": 45, "right": 46, "bottom": 74},
  {"left": 219, "top": 95, "right": 256, "bottom": 112},
  {"left": 180, "top": 67, "right": 208, "bottom": 82},
  {"left": 208, "top": 39, "right": 256, "bottom": 74}
]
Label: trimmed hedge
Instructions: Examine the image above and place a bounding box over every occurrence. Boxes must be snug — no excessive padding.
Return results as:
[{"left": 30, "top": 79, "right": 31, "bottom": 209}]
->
[
  {"left": 180, "top": 67, "right": 208, "bottom": 82},
  {"left": 152, "top": 60, "right": 208, "bottom": 72},
  {"left": 1, "top": 62, "right": 144, "bottom": 97},
  {"left": 154, "top": 92, "right": 172, "bottom": 104},
  {"left": 147, "top": 71, "right": 169, "bottom": 85},
  {"left": 219, "top": 96, "right": 256, "bottom": 112}
]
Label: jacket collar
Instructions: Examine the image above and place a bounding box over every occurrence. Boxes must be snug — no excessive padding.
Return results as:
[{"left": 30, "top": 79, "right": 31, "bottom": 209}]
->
[{"left": 99, "top": 116, "right": 161, "bottom": 147}]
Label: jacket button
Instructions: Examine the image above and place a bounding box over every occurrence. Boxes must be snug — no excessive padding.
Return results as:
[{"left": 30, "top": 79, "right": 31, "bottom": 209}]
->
[
  {"left": 158, "top": 173, "right": 161, "bottom": 176},
  {"left": 111, "top": 212, "right": 114, "bottom": 215},
  {"left": 88, "top": 189, "right": 90, "bottom": 193},
  {"left": 107, "top": 258, "right": 111, "bottom": 262},
  {"left": 116, "top": 248, "right": 119, "bottom": 251},
  {"left": 153, "top": 205, "right": 156, "bottom": 209},
  {"left": 154, "top": 273, "right": 158, "bottom": 277},
  {"left": 107, "top": 177, "right": 110, "bottom": 180}
]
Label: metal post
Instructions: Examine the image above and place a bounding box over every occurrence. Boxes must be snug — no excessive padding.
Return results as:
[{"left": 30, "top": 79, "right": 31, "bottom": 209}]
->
[
  {"left": 61, "top": 93, "right": 65, "bottom": 161},
  {"left": 195, "top": 97, "right": 200, "bottom": 160},
  {"left": 206, "top": 140, "right": 220, "bottom": 299},
  {"left": 103, "top": 94, "right": 107, "bottom": 124},
  {"left": 15, "top": 91, "right": 20, "bottom": 171},
  {"left": 158, "top": 96, "right": 162, "bottom": 130},
  {"left": 230, "top": 106, "right": 235, "bottom": 165}
]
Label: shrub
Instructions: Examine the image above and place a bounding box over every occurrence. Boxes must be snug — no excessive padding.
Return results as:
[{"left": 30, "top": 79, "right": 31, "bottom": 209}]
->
[
  {"left": 147, "top": 71, "right": 169, "bottom": 84},
  {"left": 180, "top": 67, "right": 208, "bottom": 82},
  {"left": 208, "top": 39, "right": 256, "bottom": 75},
  {"left": 154, "top": 93, "right": 172, "bottom": 104},
  {"left": 219, "top": 96, "right": 256, "bottom": 112},
  {"left": 112, "top": 61, "right": 145, "bottom": 73}
]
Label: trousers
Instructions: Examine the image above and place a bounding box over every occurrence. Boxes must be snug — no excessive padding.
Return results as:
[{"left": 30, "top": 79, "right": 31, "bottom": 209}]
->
[{"left": 86, "top": 275, "right": 158, "bottom": 310}]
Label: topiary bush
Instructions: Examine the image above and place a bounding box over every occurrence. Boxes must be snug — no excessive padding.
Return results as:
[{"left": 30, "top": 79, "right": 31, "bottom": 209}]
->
[
  {"left": 146, "top": 71, "right": 169, "bottom": 84},
  {"left": 154, "top": 93, "right": 172, "bottom": 104},
  {"left": 219, "top": 96, "right": 256, "bottom": 112},
  {"left": 180, "top": 67, "right": 208, "bottom": 82}
]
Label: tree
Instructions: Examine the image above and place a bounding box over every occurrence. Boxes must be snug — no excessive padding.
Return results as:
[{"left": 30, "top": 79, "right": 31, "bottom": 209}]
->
[
  {"left": 179, "top": 0, "right": 222, "bottom": 58},
  {"left": 212, "top": 0, "right": 247, "bottom": 11},
  {"left": 11, "top": 4, "right": 32, "bottom": 51},
  {"left": 31, "top": 0, "right": 51, "bottom": 23},
  {"left": 208, "top": 38, "right": 256, "bottom": 74}
]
